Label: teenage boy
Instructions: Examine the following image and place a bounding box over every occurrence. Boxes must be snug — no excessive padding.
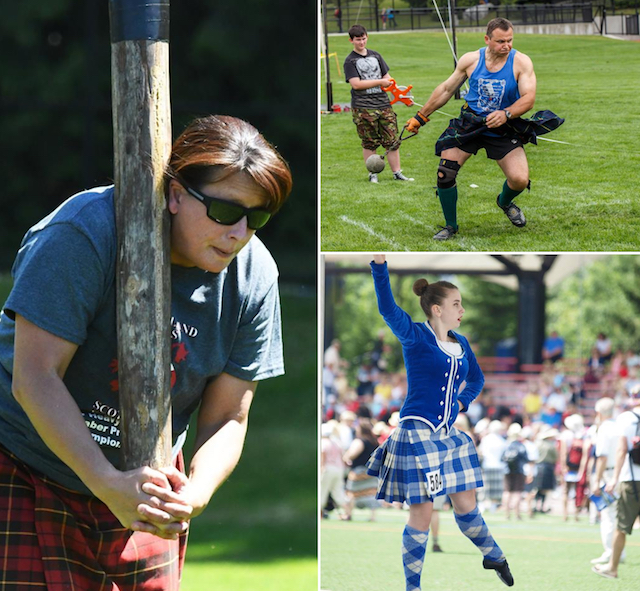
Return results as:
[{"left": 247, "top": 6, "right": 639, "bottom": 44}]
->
[{"left": 344, "top": 24, "right": 413, "bottom": 183}]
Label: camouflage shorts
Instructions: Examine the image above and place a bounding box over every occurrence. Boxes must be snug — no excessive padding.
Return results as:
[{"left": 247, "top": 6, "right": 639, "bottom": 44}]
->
[{"left": 352, "top": 107, "right": 399, "bottom": 151}]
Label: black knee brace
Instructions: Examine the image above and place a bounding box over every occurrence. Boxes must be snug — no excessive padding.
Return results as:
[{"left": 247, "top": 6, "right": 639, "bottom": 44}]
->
[{"left": 437, "top": 159, "right": 461, "bottom": 189}]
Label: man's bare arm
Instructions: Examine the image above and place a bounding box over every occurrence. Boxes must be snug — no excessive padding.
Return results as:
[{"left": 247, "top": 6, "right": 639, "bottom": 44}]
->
[
  {"left": 510, "top": 52, "right": 537, "bottom": 116},
  {"left": 406, "top": 51, "right": 477, "bottom": 132}
]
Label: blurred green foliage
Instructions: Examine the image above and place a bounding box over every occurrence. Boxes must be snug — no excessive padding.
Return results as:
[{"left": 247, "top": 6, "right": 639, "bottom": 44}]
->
[
  {"left": 329, "top": 270, "right": 518, "bottom": 382},
  {"left": 547, "top": 256, "right": 640, "bottom": 358},
  {"left": 327, "top": 255, "right": 640, "bottom": 376},
  {"left": 0, "top": 0, "right": 316, "bottom": 282}
]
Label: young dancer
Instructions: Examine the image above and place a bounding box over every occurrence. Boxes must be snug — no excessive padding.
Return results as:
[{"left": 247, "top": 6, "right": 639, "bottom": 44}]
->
[{"left": 366, "top": 255, "right": 513, "bottom": 588}]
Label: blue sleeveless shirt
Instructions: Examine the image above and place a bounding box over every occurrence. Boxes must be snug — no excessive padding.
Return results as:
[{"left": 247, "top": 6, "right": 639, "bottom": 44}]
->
[{"left": 465, "top": 48, "right": 520, "bottom": 116}]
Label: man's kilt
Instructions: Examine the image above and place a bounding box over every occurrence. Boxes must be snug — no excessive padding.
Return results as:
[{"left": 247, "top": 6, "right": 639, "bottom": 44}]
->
[
  {"left": 0, "top": 444, "right": 187, "bottom": 590},
  {"left": 435, "top": 104, "right": 565, "bottom": 156}
]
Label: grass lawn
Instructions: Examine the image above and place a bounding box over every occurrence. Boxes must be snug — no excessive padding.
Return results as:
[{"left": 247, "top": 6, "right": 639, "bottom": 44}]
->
[
  {"left": 321, "top": 507, "right": 640, "bottom": 590},
  {"left": 182, "top": 556, "right": 317, "bottom": 590},
  {"left": 180, "top": 288, "right": 318, "bottom": 589},
  {"left": 320, "top": 32, "right": 640, "bottom": 251}
]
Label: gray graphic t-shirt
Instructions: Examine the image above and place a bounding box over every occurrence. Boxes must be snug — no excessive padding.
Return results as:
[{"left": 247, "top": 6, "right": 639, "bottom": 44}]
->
[
  {"left": 0, "top": 186, "right": 284, "bottom": 493},
  {"left": 344, "top": 49, "right": 391, "bottom": 109}
]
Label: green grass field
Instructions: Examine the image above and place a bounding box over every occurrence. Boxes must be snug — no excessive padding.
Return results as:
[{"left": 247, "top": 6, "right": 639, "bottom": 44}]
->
[
  {"left": 321, "top": 32, "right": 640, "bottom": 251},
  {"left": 174, "top": 288, "right": 318, "bottom": 590},
  {"left": 321, "top": 507, "right": 640, "bottom": 590}
]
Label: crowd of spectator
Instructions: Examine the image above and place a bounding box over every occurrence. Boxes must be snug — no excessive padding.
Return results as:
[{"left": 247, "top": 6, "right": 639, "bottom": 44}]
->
[
  {"left": 323, "top": 333, "right": 640, "bottom": 434},
  {"left": 321, "top": 333, "right": 640, "bottom": 577}
]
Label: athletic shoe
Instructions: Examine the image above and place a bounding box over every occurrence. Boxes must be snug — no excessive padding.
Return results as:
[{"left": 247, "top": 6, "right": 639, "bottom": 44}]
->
[
  {"left": 483, "top": 558, "right": 514, "bottom": 587},
  {"left": 496, "top": 196, "right": 526, "bottom": 227},
  {"left": 369, "top": 172, "right": 379, "bottom": 183},
  {"left": 393, "top": 170, "right": 414, "bottom": 181},
  {"left": 592, "top": 565, "right": 617, "bottom": 579},
  {"left": 432, "top": 543, "right": 443, "bottom": 553},
  {"left": 433, "top": 225, "right": 458, "bottom": 241}
]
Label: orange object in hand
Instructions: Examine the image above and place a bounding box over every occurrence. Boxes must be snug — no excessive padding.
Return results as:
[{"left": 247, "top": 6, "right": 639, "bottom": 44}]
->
[{"left": 383, "top": 78, "right": 416, "bottom": 107}]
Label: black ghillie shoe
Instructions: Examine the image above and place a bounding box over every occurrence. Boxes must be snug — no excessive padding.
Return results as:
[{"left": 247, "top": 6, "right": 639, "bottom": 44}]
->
[
  {"left": 496, "top": 196, "right": 526, "bottom": 227},
  {"left": 433, "top": 225, "right": 458, "bottom": 241},
  {"left": 483, "top": 558, "right": 514, "bottom": 587}
]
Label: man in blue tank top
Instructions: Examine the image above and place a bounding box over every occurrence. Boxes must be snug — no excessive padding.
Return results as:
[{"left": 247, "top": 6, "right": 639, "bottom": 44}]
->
[{"left": 406, "top": 18, "right": 563, "bottom": 241}]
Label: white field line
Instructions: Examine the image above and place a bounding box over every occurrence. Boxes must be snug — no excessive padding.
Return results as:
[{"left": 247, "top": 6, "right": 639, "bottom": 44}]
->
[{"left": 339, "top": 215, "right": 410, "bottom": 251}]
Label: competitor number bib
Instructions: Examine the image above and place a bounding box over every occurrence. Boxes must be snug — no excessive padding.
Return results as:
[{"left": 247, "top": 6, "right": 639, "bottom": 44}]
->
[{"left": 425, "top": 468, "right": 444, "bottom": 496}]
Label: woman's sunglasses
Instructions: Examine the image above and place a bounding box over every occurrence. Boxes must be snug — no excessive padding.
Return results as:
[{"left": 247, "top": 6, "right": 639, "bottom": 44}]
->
[{"left": 179, "top": 179, "right": 272, "bottom": 230}]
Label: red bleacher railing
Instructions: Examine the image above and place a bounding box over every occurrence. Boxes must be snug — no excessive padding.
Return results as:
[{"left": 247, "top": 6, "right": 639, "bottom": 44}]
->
[{"left": 475, "top": 356, "right": 607, "bottom": 423}]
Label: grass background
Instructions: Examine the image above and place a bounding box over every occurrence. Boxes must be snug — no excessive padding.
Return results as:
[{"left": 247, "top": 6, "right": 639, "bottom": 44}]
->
[
  {"left": 180, "top": 286, "right": 317, "bottom": 590},
  {"left": 320, "top": 32, "right": 640, "bottom": 251},
  {"left": 321, "top": 507, "right": 640, "bottom": 590},
  {"left": 0, "top": 275, "right": 317, "bottom": 590}
]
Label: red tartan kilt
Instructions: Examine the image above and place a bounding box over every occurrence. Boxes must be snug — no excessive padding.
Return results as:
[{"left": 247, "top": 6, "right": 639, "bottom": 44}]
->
[
  {"left": 575, "top": 461, "right": 590, "bottom": 509},
  {"left": 0, "top": 445, "right": 188, "bottom": 591}
]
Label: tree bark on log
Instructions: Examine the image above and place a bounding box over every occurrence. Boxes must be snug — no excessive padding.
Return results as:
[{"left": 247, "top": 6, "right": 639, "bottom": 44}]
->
[{"left": 110, "top": 3, "right": 172, "bottom": 472}]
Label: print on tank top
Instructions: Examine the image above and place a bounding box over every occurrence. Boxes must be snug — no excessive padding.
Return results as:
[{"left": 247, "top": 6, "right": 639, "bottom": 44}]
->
[{"left": 476, "top": 78, "right": 506, "bottom": 113}]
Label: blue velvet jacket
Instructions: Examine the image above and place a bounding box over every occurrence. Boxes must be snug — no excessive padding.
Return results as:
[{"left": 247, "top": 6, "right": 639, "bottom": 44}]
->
[{"left": 371, "top": 262, "right": 484, "bottom": 433}]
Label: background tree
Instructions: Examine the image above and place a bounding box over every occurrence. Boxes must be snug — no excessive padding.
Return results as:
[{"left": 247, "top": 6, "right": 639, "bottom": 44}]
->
[
  {"left": 457, "top": 275, "right": 518, "bottom": 356},
  {"left": 331, "top": 270, "right": 518, "bottom": 381},
  {"left": 328, "top": 256, "right": 640, "bottom": 376},
  {"left": 0, "top": 0, "right": 316, "bottom": 281},
  {"left": 546, "top": 255, "right": 640, "bottom": 358}
]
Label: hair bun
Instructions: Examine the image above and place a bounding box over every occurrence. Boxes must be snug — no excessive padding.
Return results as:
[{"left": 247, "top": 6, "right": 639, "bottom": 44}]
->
[{"left": 412, "top": 278, "right": 429, "bottom": 296}]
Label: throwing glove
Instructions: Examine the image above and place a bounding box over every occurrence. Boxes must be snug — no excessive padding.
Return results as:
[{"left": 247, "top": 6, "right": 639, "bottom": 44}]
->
[{"left": 406, "top": 112, "right": 429, "bottom": 133}]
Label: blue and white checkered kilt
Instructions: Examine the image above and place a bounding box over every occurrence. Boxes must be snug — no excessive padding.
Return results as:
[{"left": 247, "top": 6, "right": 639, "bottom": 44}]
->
[{"left": 366, "top": 419, "right": 483, "bottom": 505}]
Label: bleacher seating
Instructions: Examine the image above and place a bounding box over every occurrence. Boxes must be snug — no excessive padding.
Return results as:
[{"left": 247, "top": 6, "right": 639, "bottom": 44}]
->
[{"left": 476, "top": 356, "right": 606, "bottom": 424}]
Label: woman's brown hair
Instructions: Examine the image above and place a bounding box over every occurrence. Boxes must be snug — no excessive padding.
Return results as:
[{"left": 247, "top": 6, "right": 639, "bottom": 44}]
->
[
  {"left": 412, "top": 278, "right": 459, "bottom": 318},
  {"left": 166, "top": 115, "right": 292, "bottom": 213}
]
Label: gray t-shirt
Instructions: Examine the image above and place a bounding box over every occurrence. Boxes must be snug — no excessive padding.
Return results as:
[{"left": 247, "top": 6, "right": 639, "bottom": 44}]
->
[
  {"left": 343, "top": 49, "right": 391, "bottom": 110},
  {"left": 0, "top": 186, "right": 284, "bottom": 493}
]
